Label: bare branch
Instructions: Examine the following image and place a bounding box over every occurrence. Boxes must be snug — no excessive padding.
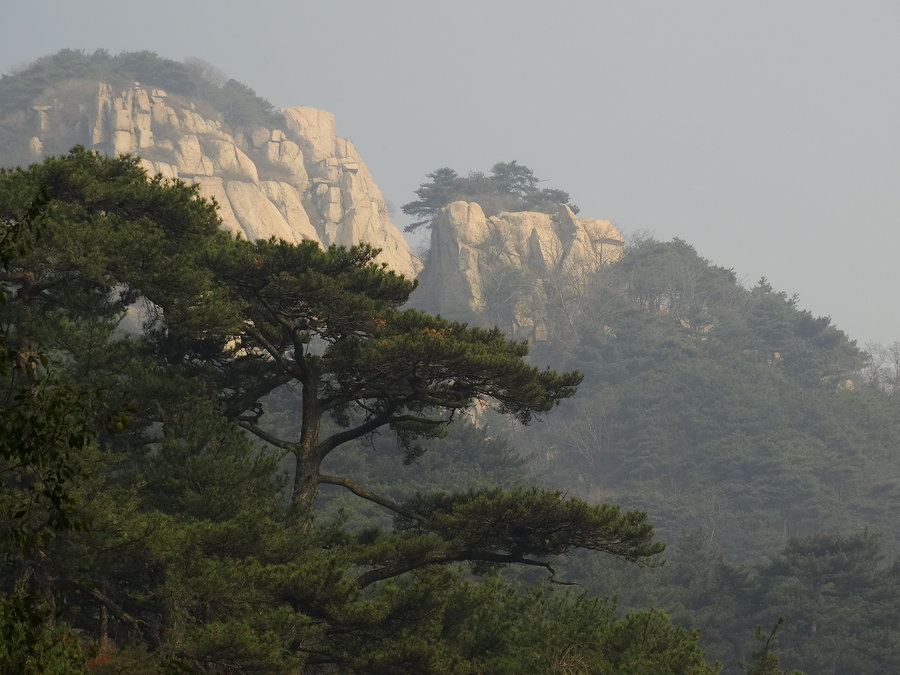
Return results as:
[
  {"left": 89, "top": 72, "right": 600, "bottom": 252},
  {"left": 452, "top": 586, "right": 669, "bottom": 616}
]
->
[
  {"left": 243, "top": 323, "right": 301, "bottom": 376},
  {"left": 356, "top": 549, "right": 575, "bottom": 588},
  {"left": 90, "top": 587, "right": 160, "bottom": 648}
]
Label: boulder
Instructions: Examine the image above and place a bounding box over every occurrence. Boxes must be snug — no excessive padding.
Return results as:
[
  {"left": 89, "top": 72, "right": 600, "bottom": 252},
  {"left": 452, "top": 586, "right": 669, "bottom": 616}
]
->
[
  {"left": 281, "top": 107, "right": 336, "bottom": 166},
  {"left": 260, "top": 181, "right": 319, "bottom": 241},
  {"left": 175, "top": 135, "right": 214, "bottom": 176},
  {"left": 249, "top": 126, "right": 270, "bottom": 148},
  {"left": 206, "top": 139, "right": 259, "bottom": 184},
  {"left": 225, "top": 180, "right": 298, "bottom": 242}
]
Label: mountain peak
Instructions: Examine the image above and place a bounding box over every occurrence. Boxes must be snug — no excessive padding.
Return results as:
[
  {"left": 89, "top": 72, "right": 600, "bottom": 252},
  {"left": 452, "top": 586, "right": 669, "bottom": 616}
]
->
[
  {"left": 8, "top": 76, "right": 421, "bottom": 279},
  {"left": 415, "top": 200, "right": 623, "bottom": 341}
]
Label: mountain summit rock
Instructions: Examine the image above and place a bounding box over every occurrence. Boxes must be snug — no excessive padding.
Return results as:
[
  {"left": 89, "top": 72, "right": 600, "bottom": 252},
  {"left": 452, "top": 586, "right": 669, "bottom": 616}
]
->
[
  {"left": 16, "top": 80, "right": 421, "bottom": 279},
  {"left": 416, "top": 201, "right": 624, "bottom": 341}
]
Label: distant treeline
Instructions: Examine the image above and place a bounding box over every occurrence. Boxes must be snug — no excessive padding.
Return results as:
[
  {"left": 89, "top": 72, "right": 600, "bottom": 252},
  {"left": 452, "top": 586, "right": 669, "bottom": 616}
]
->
[
  {"left": 0, "top": 48, "right": 281, "bottom": 128},
  {"left": 402, "top": 161, "right": 579, "bottom": 231}
]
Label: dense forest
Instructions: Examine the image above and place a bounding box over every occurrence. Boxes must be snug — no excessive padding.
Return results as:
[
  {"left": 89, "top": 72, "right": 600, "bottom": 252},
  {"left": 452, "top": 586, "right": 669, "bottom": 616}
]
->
[
  {"left": 411, "top": 203, "right": 900, "bottom": 671},
  {"left": 526, "top": 239, "right": 900, "bottom": 672},
  {"left": 2, "top": 50, "right": 900, "bottom": 674}
]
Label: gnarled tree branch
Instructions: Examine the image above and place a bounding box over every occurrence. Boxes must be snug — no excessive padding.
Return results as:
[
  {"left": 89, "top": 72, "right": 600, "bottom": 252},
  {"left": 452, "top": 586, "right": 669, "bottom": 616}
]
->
[{"left": 355, "top": 549, "right": 576, "bottom": 588}]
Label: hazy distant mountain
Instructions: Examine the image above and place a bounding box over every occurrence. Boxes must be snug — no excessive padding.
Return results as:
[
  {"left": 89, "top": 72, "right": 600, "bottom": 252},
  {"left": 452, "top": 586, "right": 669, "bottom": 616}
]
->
[{"left": 0, "top": 49, "right": 420, "bottom": 278}]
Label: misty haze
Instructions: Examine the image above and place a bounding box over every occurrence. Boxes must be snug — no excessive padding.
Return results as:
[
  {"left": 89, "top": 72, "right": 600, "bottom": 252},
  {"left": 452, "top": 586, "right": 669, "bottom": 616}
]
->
[{"left": 1, "top": 3, "right": 899, "bottom": 673}]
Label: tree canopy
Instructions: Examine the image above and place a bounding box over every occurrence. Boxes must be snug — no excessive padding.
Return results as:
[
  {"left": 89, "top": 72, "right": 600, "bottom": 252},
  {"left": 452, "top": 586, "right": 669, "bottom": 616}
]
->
[
  {"left": 0, "top": 149, "right": 704, "bottom": 671},
  {"left": 402, "top": 161, "right": 578, "bottom": 231}
]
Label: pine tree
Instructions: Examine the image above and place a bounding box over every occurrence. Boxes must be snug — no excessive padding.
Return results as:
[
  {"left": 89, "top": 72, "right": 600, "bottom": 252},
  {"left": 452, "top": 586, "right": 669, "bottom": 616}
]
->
[{"left": 0, "top": 149, "right": 725, "bottom": 671}]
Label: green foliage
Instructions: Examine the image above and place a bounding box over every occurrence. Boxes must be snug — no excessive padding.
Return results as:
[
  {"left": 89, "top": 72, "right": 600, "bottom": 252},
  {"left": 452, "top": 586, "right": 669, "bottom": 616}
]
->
[
  {"left": 199, "top": 230, "right": 584, "bottom": 515},
  {"left": 349, "top": 487, "right": 663, "bottom": 588},
  {"left": 0, "top": 185, "right": 97, "bottom": 551},
  {"left": 53, "top": 397, "right": 335, "bottom": 672},
  {"left": 0, "top": 594, "right": 89, "bottom": 674},
  {"left": 402, "top": 160, "right": 578, "bottom": 231},
  {"left": 750, "top": 532, "right": 900, "bottom": 673},
  {"left": 0, "top": 369, "right": 95, "bottom": 555},
  {"left": 0, "top": 49, "right": 105, "bottom": 115},
  {"left": 217, "top": 77, "right": 281, "bottom": 127},
  {"left": 615, "top": 237, "right": 741, "bottom": 332},
  {"left": 0, "top": 181, "right": 93, "bottom": 675},
  {"left": 522, "top": 238, "right": 875, "bottom": 560},
  {"left": 0, "top": 148, "right": 713, "bottom": 672},
  {"left": 402, "top": 487, "right": 663, "bottom": 563},
  {"left": 0, "top": 147, "right": 241, "bottom": 358},
  {"left": 309, "top": 570, "right": 716, "bottom": 674},
  {"left": 553, "top": 527, "right": 900, "bottom": 673}
]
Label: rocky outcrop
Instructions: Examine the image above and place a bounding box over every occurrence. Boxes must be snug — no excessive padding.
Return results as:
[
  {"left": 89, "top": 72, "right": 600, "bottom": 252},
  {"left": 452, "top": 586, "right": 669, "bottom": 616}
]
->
[
  {"left": 21, "top": 82, "right": 421, "bottom": 279},
  {"left": 12, "top": 79, "right": 626, "bottom": 329},
  {"left": 416, "top": 201, "right": 624, "bottom": 341}
]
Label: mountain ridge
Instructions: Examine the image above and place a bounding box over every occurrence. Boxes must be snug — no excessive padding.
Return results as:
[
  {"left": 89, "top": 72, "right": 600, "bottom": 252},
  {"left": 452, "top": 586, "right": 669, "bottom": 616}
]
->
[
  {"left": 4, "top": 74, "right": 421, "bottom": 278},
  {"left": 1, "top": 54, "right": 628, "bottom": 341}
]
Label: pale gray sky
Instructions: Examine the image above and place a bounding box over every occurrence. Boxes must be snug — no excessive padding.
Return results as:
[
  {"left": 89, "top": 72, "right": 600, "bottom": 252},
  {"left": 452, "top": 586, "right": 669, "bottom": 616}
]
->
[{"left": 2, "top": 1, "right": 899, "bottom": 344}]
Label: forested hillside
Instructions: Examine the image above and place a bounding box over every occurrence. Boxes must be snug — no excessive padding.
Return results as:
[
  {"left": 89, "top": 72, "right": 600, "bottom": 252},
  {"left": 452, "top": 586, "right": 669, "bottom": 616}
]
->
[
  {"left": 409, "top": 196, "right": 900, "bottom": 671},
  {"left": 527, "top": 238, "right": 900, "bottom": 672}
]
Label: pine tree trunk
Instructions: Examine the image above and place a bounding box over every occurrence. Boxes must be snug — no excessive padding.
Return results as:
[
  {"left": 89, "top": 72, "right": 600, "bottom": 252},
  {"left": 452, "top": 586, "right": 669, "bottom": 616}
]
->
[
  {"left": 293, "top": 449, "right": 321, "bottom": 511},
  {"left": 293, "top": 360, "right": 323, "bottom": 512},
  {"left": 99, "top": 603, "right": 109, "bottom": 653}
]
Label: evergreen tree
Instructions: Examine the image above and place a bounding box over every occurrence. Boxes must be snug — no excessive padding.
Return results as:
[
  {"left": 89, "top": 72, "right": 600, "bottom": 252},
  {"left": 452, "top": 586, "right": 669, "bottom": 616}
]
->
[
  {"left": 0, "top": 149, "right": 715, "bottom": 671},
  {"left": 402, "top": 161, "right": 576, "bottom": 231},
  {"left": 0, "top": 180, "right": 93, "bottom": 673}
]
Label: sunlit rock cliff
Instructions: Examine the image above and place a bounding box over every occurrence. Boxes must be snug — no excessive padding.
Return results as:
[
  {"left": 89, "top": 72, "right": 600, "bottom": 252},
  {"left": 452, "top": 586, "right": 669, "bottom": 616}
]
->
[
  {"left": 16, "top": 82, "right": 421, "bottom": 278},
  {"left": 415, "top": 201, "right": 624, "bottom": 341},
  {"left": 6, "top": 69, "right": 626, "bottom": 336}
]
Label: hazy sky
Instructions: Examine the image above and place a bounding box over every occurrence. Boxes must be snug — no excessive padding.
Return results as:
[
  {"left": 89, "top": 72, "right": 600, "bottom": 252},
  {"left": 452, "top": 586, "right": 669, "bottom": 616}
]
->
[{"left": 2, "top": 1, "right": 899, "bottom": 344}]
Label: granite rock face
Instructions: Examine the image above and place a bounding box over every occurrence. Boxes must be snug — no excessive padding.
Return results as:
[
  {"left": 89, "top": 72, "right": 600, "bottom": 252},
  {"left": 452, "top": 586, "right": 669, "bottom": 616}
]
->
[
  {"left": 21, "top": 82, "right": 421, "bottom": 279},
  {"left": 13, "top": 79, "right": 627, "bottom": 336},
  {"left": 416, "top": 201, "right": 624, "bottom": 341}
]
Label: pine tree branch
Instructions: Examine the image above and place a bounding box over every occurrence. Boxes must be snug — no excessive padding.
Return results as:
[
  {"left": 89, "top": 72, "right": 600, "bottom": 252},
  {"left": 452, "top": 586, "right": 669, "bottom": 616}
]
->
[
  {"left": 315, "top": 406, "right": 397, "bottom": 457},
  {"left": 259, "top": 300, "right": 328, "bottom": 381},
  {"left": 388, "top": 413, "right": 449, "bottom": 428},
  {"left": 89, "top": 587, "right": 160, "bottom": 648},
  {"left": 242, "top": 323, "right": 301, "bottom": 376},
  {"left": 224, "top": 370, "right": 294, "bottom": 419},
  {"left": 318, "top": 474, "right": 428, "bottom": 524},
  {"left": 355, "top": 549, "right": 575, "bottom": 588},
  {"left": 235, "top": 419, "right": 296, "bottom": 451}
]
